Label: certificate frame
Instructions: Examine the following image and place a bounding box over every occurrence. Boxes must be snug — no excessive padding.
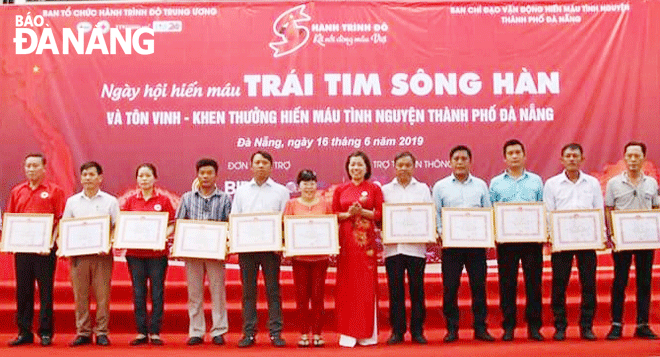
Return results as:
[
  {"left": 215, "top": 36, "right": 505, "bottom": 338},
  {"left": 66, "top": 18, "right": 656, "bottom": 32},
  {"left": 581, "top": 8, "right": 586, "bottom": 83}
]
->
[
  {"left": 611, "top": 209, "right": 660, "bottom": 251},
  {"left": 171, "top": 219, "right": 228, "bottom": 260},
  {"left": 1, "top": 213, "right": 54, "bottom": 254},
  {"left": 441, "top": 208, "right": 495, "bottom": 248},
  {"left": 549, "top": 209, "right": 606, "bottom": 252},
  {"left": 382, "top": 203, "right": 436, "bottom": 244},
  {"left": 229, "top": 212, "right": 283, "bottom": 253},
  {"left": 58, "top": 216, "right": 111, "bottom": 257},
  {"left": 283, "top": 214, "right": 339, "bottom": 256},
  {"left": 494, "top": 202, "right": 547, "bottom": 243},
  {"left": 113, "top": 211, "right": 169, "bottom": 250}
]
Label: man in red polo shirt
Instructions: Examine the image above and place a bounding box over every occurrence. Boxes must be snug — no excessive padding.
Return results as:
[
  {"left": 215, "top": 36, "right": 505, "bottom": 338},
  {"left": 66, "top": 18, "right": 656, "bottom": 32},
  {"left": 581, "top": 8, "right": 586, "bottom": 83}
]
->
[{"left": 5, "top": 153, "right": 65, "bottom": 347}]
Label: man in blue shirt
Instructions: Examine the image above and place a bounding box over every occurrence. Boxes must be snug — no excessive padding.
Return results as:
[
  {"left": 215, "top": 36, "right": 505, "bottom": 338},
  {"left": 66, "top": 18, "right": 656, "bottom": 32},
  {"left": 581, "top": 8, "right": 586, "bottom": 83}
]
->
[
  {"left": 489, "top": 139, "right": 544, "bottom": 341},
  {"left": 433, "top": 145, "right": 494, "bottom": 343}
]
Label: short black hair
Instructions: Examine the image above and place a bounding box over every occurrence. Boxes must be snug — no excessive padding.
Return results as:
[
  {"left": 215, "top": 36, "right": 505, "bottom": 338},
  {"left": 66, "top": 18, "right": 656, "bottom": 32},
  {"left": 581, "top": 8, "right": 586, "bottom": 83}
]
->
[
  {"left": 624, "top": 141, "right": 646, "bottom": 156},
  {"left": 135, "top": 163, "right": 158, "bottom": 178},
  {"left": 80, "top": 161, "right": 103, "bottom": 175},
  {"left": 296, "top": 169, "right": 317, "bottom": 184},
  {"left": 345, "top": 151, "right": 372, "bottom": 180},
  {"left": 449, "top": 145, "right": 472, "bottom": 160},
  {"left": 394, "top": 151, "right": 416, "bottom": 164},
  {"left": 196, "top": 158, "right": 218, "bottom": 173},
  {"left": 561, "top": 143, "right": 583, "bottom": 156},
  {"left": 24, "top": 153, "right": 46, "bottom": 165},
  {"left": 502, "top": 139, "right": 525, "bottom": 157},
  {"left": 251, "top": 150, "right": 273, "bottom": 164}
]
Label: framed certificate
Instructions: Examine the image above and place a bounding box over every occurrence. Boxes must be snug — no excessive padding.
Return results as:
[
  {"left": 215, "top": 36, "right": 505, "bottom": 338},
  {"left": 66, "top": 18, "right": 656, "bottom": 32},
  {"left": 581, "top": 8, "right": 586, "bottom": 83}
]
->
[
  {"left": 494, "top": 202, "right": 547, "bottom": 243},
  {"left": 441, "top": 208, "right": 495, "bottom": 248},
  {"left": 283, "top": 214, "right": 339, "bottom": 256},
  {"left": 1, "top": 213, "right": 54, "bottom": 254},
  {"left": 549, "top": 209, "right": 606, "bottom": 252},
  {"left": 382, "top": 203, "right": 436, "bottom": 244},
  {"left": 611, "top": 209, "right": 660, "bottom": 251},
  {"left": 58, "top": 216, "right": 111, "bottom": 257},
  {"left": 114, "top": 211, "right": 169, "bottom": 250},
  {"left": 171, "top": 219, "right": 228, "bottom": 260},
  {"left": 229, "top": 212, "right": 283, "bottom": 253}
]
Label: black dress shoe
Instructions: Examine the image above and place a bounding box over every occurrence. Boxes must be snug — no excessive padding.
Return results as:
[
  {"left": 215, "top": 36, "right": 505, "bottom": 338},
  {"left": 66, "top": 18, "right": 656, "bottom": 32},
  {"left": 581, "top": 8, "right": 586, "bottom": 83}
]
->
[
  {"left": 580, "top": 328, "right": 597, "bottom": 341},
  {"left": 553, "top": 329, "right": 566, "bottom": 341},
  {"left": 634, "top": 325, "right": 659, "bottom": 339},
  {"left": 387, "top": 333, "right": 404, "bottom": 345},
  {"left": 411, "top": 334, "right": 428, "bottom": 344},
  {"left": 528, "top": 329, "right": 544, "bottom": 341},
  {"left": 187, "top": 336, "right": 203, "bottom": 346},
  {"left": 130, "top": 336, "right": 149, "bottom": 346},
  {"left": 237, "top": 335, "right": 255, "bottom": 348},
  {"left": 150, "top": 336, "right": 164, "bottom": 345},
  {"left": 96, "top": 335, "right": 111, "bottom": 346},
  {"left": 502, "top": 328, "right": 514, "bottom": 341},
  {"left": 8, "top": 334, "right": 34, "bottom": 346},
  {"left": 69, "top": 335, "right": 92, "bottom": 347},
  {"left": 444, "top": 329, "right": 458, "bottom": 343},
  {"left": 40, "top": 335, "right": 53, "bottom": 346},
  {"left": 475, "top": 329, "right": 495, "bottom": 342},
  {"left": 212, "top": 335, "right": 225, "bottom": 345},
  {"left": 270, "top": 335, "right": 286, "bottom": 347},
  {"left": 606, "top": 325, "right": 622, "bottom": 340}
]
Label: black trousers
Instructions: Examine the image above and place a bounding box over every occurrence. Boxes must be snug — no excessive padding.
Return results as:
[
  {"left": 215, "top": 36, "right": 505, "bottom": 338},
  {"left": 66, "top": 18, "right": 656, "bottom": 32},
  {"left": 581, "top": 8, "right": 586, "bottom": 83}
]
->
[
  {"left": 15, "top": 250, "right": 57, "bottom": 337},
  {"left": 551, "top": 250, "right": 597, "bottom": 330},
  {"left": 497, "top": 243, "right": 543, "bottom": 330},
  {"left": 238, "top": 252, "right": 283, "bottom": 336},
  {"left": 442, "top": 248, "right": 487, "bottom": 330},
  {"left": 385, "top": 254, "right": 426, "bottom": 336},
  {"left": 611, "top": 249, "right": 654, "bottom": 325},
  {"left": 126, "top": 256, "right": 168, "bottom": 335}
]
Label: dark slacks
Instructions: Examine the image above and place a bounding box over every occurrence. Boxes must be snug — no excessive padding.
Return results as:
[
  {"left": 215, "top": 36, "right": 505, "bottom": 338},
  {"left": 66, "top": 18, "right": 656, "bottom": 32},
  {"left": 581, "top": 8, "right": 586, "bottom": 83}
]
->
[
  {"left": 292, "top": 259, "right": 329, "bottom": 335},
  {"left": 238, "top": 252, "right": 283, "bottom": 336},
  {"left": 442, "top": 248, "right": 487, "bottom": 330},
  {"left": 551, "top": 250, "right": 597, "bottom": 330},
  {"left": 611, "top": 249, "right": 654, "bottom": 325},
  {"left": 385, "top": 254, "right": 426, "bottom": 336},
  {"left": 497, "top": 243, "right": 543, "bottom": 330},
  {"left": 15, "top": 250, "right": 57, "bottom": 337},
  {"left": 126, "top": 256, "right": 168, "bottom": 335}
]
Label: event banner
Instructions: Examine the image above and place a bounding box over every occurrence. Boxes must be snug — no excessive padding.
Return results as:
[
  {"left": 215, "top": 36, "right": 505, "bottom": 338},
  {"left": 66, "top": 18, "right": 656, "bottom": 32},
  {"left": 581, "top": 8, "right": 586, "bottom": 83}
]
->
[{"left": 1, "top": 0, "right": 659, "bottom": 202}]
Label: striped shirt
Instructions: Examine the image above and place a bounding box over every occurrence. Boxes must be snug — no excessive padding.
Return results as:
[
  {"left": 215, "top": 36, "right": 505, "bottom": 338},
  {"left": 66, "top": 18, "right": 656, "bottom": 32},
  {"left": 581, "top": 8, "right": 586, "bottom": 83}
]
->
[{"left": 175, "top": 188, "right": 232, "bottom": 222}]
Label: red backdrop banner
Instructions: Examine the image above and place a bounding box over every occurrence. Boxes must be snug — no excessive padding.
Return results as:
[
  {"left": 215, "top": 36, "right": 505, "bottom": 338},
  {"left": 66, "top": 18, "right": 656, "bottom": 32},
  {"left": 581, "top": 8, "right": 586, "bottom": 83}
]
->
[{"left": 1, "top": 0, "right": 659, "bottom": 202}]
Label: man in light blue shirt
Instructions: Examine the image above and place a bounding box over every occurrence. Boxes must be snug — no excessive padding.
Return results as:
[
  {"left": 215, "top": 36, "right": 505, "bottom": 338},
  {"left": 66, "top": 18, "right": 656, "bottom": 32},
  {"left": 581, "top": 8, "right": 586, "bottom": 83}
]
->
[
  {"left": 433, "top": 145, "right": 494, "bottom": 343},
  {"left": 489, "top": 139, "right": 544, "bottom": 342}
]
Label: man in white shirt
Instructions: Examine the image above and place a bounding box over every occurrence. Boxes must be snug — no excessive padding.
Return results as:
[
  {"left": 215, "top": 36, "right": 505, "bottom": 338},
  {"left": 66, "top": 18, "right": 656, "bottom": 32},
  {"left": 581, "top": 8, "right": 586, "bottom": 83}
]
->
[
  {"left": 62, "top": 161, "right": 119, "bottom": 347},
  {"left": 232, "top": 151, "right": 290, "bottom": 348},
  {"left": 543, "top": 143, "right": 603, "bottom": 341},
  {"left": 382, "top": 152, "right": 432, "bottom": 345}
]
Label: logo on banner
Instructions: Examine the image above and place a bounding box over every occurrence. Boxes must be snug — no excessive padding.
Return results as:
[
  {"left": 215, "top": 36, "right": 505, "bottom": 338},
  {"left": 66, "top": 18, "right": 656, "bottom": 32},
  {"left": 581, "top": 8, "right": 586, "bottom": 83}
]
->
[{"left": 268, "top": 5, "right": 311, "bottom": 58}]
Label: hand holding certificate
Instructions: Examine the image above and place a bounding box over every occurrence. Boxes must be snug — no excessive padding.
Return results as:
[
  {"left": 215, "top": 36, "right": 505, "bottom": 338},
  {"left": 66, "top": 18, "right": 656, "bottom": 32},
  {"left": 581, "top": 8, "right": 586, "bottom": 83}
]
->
[
  {"left": 171, "top": 219, "right": 228, "bottom": 260},
  {"left": 1, "top": 213, "right": 54, "bottom": 254},
  {"left": 382, "top": 203, "right": 436, "bottom": 244},
  {"left": 284, "top": 214, "right": 339, "bottom": 256},
  {"left": 494, "top": 202, "right": 547, "bottom": 243},
  {"left": 229, "top": 212, "right": 283, "bottom": 253},
  {"left": 610, "top": 209, "right": 660, "bottom": 251},
  {"left": 57, "top": 216, "right": 111, "bottom": 257},
  {"left": 550, "top": 209, "right": 605, "bottom": 252},
  {"left": 114, "top": 211, "right": 169, "bottom": 250},
  {"left": 441, "top": 208, "right": 495, "bottom": 248}
]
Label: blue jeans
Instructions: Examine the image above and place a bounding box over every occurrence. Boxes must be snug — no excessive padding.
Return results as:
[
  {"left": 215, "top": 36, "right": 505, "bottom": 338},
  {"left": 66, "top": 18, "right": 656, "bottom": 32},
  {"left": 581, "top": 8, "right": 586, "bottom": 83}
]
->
[{"left": 126, "top": 256, "right": 168, "bottom": 335}]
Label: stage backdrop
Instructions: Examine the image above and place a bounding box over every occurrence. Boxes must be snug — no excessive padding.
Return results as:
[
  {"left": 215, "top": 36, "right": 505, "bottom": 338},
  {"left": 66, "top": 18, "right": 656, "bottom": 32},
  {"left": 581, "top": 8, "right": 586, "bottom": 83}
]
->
[{"left": 1, "top": 0, "right": 659, "bottom": 204}]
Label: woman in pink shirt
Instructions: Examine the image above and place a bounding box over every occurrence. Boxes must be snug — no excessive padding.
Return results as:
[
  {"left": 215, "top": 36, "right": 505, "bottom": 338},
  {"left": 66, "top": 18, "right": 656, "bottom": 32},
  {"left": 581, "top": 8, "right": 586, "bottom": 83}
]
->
[{"left": 283, "top": 170, "right": 332, "bottom": 347}]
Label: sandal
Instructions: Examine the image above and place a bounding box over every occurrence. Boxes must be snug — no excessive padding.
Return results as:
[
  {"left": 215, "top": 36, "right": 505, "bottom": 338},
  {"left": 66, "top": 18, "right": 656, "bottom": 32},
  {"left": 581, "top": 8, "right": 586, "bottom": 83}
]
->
[
  {"left": 312, "top": 334, "right": 325, "bottom": 347},
  {"left": 298, "top": 334, "right": 310, "bottom": 347}
]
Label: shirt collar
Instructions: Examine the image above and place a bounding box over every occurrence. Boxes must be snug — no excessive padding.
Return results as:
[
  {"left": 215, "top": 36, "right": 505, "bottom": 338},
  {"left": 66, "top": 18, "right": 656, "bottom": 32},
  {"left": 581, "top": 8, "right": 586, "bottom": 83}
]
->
[
  {"left": 391, "top": 177, "right": 419, "bottom": 188},
  {"left": 622, "top": 171, "right": 646, "bottom": 184},
  {"left": 80, "top": 189, "right": 102, "bottom": 200},
  {"left": 194, "top": 187, "right": 221, "bottom": 198},
  {"left": 249, "top": 177, "right": 274, "bottom": 187},
  {"left": 451, "top": 173, "right": 473, "bottom": 183},
  {"left": 560, "top": 170, "right": 587, "bottom": 184},
  {"left": 503, "top": 169, "right": 528, "bottom": 180},
  {"left": 136, "top": 189, "right": 161, "bottom": 200}
]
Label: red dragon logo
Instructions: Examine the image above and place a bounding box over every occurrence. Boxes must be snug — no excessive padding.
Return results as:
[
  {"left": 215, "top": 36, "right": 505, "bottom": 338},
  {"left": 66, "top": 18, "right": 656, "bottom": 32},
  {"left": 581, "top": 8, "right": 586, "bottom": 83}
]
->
[{"left": 269, "top": 5, "right": 311, "bottom": 58}]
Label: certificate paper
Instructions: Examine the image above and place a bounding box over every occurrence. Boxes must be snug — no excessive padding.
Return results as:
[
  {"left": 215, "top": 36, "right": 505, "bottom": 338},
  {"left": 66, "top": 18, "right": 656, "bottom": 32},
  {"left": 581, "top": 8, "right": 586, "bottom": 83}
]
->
[
  {"left": 441, "top": 208, "right": 495, "bottom": 248},
  {"left": 114, "top": 211, "right": 169, "bottom": 250},
  {"left": 494, "top": 202, "right": 547, "bottom": 243},
  {"left": 382, "top": 203, "right": 436, "bottom": 244},
  {"left": 284, "top": 215, "right": 339, "bottom": 256},
  {"left": 171, "top": 219, "right": 227, "bottom": 260},
  {"left": 611, "top": 209, "right": 660, "bottom": 251},
  {"left": 229, "top": 213, "right": 283, "bottom": 253},
  {"left": 1, "top": 213, "right": 54, "bottom": 254},
  {"left": 550, "top": 209, "right": 605, "bottom": 252},
  {"left": 58, "top": 216, "right": 111, "bottom": 256}
]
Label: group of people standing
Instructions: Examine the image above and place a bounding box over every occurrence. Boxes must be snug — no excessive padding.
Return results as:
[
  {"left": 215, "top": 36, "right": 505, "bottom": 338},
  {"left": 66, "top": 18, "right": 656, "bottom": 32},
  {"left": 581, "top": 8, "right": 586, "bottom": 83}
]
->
[{"left": 2, "top": 139, "right": 658, "bottom": 348}]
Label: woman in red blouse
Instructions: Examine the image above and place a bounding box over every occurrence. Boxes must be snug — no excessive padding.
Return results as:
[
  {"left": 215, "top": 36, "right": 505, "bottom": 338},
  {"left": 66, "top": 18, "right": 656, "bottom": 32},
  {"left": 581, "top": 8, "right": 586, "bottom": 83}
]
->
[
  {"left": 332, "top": 151, "right": 384, "bottom": 347},
  {"left": 122, "top": 163, "right": 175, "bottom": 346},
  {"left": 283, "top": 170, "right": 332, "bottom": 347}
]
